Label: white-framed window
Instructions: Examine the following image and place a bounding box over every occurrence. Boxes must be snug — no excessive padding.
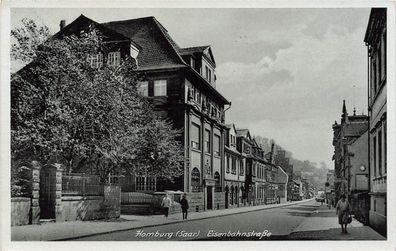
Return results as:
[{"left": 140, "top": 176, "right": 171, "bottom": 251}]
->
[
  {"left": 107, "top": 51, "right": 121, "bottom": 66},
  {"left": 191, "top": 123, "right": 200, "bottom": 150},
  {"left": 135, "top": 176, "right": 156, "bottom": 191},
  {"left": 89, "top": 53, "right": 103, "bottom": 69},
  {"left": 138, "top": 81, "right": 148, "bottom": 96},
  {"left": 154, "top": 80, "right": 167, "bottom": 96},
  {"left": 205, "top": 129, "right": 211, "bottom": 153},
  {"left": 214, "top": 134, "right": 220, "bottom": 156}
]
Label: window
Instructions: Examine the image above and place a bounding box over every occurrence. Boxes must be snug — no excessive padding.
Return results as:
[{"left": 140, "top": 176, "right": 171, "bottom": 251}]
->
[
  {"left": 138, "top": 81, "right": 148, "bottom": 96},
  {"left": 154, "top": 80, "right": 167, "bottom": 96},
  {"left": 191, "top": 168, "right": 201, "bottom": 192},
  {"left": 231, "top": 157, "right": 236, "bottom": 174},
  {"left": 384, "top": 121, "right": 387, "bottom": 173},
  {"left": 373, "top": 136, "right": 377, "bottom": 177},
  {"left": 89, "top": 53, "right": 103, "bottom": 68},
  {"left": 214, "top": 172, "right": 221, "bottom": 192},
  {"left": 244, "top": 144, "right": 251, "bottom": 154},
  {"left": 107, "top": 51, "right": 121, "bottom": 66},
  {"left": 239, "top": 160, "right": 244, "bottom": 175},
  {"left": 226, "top": 154, "right": 230, "bottom": 173},
  {"left": 191, "top": 123, "right": 200, "bottom": 149},
  {"left": 378, "top": 129, "right": 382, "bottom": 176},
  {"left": 205, "top": 129, "right": 211, "bottom": 153},
  {"left": 214, "top": 134, "right": 220, "bottom": 156},
  {"left": 135, "top": 176, "right": 156, "bottom": 191}
]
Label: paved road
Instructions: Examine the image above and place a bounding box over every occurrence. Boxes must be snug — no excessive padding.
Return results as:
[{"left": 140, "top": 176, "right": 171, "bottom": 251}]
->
[{"left": 76, "top": 200, "right": 321, "bottom": 241}]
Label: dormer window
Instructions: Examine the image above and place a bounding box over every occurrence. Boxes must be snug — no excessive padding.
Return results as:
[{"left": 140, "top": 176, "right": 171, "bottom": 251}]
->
[
  {"left": 107, "top": 51, "right": 121, "bottom": 66},
  {"left": 205, "top": 66, "right": 212, "bottom": 83},
  {"left": 89, "top": 53, "right": 103, "bottom": 69},
  {"left": 130, "top": 44, "right": 140, "bottom": 68}
]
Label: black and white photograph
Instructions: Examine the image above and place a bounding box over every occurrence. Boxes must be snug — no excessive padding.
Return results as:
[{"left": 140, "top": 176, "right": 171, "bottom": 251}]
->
[{"left": 1, "top": 1, "right": 395, "bottom": 250}]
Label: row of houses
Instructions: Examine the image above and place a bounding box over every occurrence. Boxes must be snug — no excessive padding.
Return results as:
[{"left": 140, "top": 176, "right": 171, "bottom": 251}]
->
[
  {"left": 50, "top": 15, "right": 293, "bottom": 212},
  {"left": 331, "top": 8, "right": 387, "bottom": 237}
]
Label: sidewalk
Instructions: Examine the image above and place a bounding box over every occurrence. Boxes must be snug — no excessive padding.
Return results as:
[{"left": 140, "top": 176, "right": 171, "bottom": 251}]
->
[
  {"left": 288, "top": 205, "right": 386, "bottom": 240},
  {"left": 12, "top": 199, "right": 313, "bottom": 241}
]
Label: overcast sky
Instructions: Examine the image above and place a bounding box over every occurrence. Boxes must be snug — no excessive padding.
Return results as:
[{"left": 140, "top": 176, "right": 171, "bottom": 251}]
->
[{"left": 11, "top": 8, "right": 371, "bottom": 168}]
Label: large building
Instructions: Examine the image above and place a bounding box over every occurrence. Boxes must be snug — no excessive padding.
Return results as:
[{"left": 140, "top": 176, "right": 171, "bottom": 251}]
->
[
  {"left": 55, "top": 15, "right": 231, "bottom": 210},
  {"left": 364, "top": 8, "right": 387, "bottom": 236}
]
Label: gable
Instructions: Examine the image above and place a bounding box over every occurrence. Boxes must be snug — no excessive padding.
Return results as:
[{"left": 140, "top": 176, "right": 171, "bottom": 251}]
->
[
  {"left": 102, "top": 17, "right": 186, "bottom": 70},
  {"left": 54, "top": 15, "right": 131, "bottom": 44}
]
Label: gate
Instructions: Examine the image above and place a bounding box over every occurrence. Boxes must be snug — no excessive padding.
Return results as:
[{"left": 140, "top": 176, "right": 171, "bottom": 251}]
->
[{"left": 39, "top": 165, "right": 57, "bottom": 219}]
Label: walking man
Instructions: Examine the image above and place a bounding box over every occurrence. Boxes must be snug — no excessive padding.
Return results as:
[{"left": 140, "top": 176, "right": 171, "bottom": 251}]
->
[
  {"left": 161, "top": 193, "right": 172, "bottom": 218},
  {"left": 180, "top": 193, "right": 189, "bottom": 220}
]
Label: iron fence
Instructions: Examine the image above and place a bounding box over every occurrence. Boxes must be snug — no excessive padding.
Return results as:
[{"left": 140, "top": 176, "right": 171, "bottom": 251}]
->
[{"left": 62, "top": 173, "right": 103, "bottom": 196}]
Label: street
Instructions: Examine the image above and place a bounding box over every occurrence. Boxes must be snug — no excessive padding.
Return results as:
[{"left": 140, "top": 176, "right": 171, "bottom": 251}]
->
[{"left": 74, "top": 200, "right": 384, "bottom": 241}]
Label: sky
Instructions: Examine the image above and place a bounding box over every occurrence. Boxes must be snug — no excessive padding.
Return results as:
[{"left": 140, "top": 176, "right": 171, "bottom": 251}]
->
[{"left": 11, "top": 8, "right": 372, "bottom": 168}]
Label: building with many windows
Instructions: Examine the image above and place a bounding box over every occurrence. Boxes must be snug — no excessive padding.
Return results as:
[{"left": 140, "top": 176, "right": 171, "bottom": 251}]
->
[
  {"left": 224, "top": 124, "right": 245, "bottom": 208},
  {"left": 364, "top": 8, "right": 387, "bottom": 236},
  {"left": 56, "top": 15, "right": 231, "bottom": 211}
]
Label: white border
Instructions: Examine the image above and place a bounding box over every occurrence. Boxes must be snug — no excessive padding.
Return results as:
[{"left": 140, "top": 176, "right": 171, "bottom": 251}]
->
[{"left": 1, "top": 1, "right": 395, "bottom": 251}]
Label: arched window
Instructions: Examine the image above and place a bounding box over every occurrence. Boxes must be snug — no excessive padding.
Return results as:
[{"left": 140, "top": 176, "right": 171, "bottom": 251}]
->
[
  {"left": 191, "top": 168, "right": 201, "bottom": 192},
  {"left": 214, "top": 172, "right": 221, "bottom": 192},
  {"left": 230, "top": 186, "right": 234, "bottom": 205}
]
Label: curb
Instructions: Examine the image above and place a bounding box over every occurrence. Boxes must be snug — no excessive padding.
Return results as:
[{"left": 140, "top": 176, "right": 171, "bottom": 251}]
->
[{"left": 55, "top": 199, "right": 314, "bottom": 241}]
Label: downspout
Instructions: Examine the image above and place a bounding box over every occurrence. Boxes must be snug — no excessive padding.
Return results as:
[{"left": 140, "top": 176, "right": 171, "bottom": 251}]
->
[{"left": 366, "top": 44, "right": 371, "bottom": 197}]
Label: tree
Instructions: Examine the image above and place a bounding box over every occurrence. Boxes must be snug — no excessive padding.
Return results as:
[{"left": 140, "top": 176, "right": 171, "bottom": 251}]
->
[{"left": 11, "top": 19, "right": 184, "bottom": 183}]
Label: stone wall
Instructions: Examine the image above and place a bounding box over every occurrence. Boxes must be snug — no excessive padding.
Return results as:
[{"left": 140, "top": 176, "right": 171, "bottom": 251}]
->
[
  {"left": 214, "top": 192, "right": 225, "bottom": 209},
  {"left": 60, "top": 196, "right": 103, "bottom": 221},
  {"left": 59, "top": 185, "right": 121, "bottom": 222},
  {"left": 11, "top": 197, "right": 31, "bottom": 226},
  {"left": 188, "top": 192, "right": 204, "bottom": 212}
]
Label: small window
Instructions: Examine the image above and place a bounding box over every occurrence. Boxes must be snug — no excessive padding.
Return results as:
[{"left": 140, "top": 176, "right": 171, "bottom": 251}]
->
[
  {"left": 205, "top": 129, "right": 211, "bottom": 153},
  {"left": 154, "top": 80, "right": 167, "bottom": 96},
  {"left": 231, "top": 157, "right": 236, "bottom": 174},
  {"left": 107, "top": 51, "right": 121, "bottom": 66},
  {"left": 138, "top": 81, "right": 148, "bottom": 96},
  {"left": 226, "top": 155, "right": 230, "bottom": 173},
  {"left": 239, "top": 160, "right": 244, "bottom": 175},
  {"left": 214, "top": 172, "right": 221, "bottom": 192},
  {"left": 89, "top": 53, "right": 103, "bottom": 68},
  {"left": 191, "top": 168, "right": 201, "bottom": 192}
]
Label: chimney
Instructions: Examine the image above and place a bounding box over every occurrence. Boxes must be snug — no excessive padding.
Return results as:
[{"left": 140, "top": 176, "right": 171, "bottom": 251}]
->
[
  {"left": 60, "top": 20, "right": 66, "bottom": 30},
  {"left": 270, "top": 142, "right": 275, "bottom": 163}
]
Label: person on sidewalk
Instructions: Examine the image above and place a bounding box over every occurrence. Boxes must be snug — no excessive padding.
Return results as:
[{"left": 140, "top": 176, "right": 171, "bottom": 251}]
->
[
  {"left": 336, "top": 194, "right": 352, "bottom": 234},
  {"left": 180, "top": 193, "right": 189, "bottom": 220},
  {"left": 161, "top": 194, "right": 172, "bottom": 218}
]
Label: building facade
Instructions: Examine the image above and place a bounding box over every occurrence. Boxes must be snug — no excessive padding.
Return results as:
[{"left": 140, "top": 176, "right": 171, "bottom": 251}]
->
[
  {"left": 57, "top": 15, "right": 231, "bottom": 211},
  {"left": 224, "top": 124, "right": 246, "bottom": 208},
  {"left": 364, "top": 8, "right": 387, "bottom": 236}
]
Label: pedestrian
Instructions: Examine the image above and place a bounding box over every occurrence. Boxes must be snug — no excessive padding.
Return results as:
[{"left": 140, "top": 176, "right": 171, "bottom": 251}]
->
[
  {"left": 161, "top": 193, "right": 172, "bottom": 218},
  {"left": 336, "top": 194, "right": 352, "bottom": 234},
  {"left": 180, "top": 193, "right": 189, "bottom": 220}
]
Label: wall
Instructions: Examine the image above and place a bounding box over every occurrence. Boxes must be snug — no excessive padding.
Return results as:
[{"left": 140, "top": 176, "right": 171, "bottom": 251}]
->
[
  {"left": 11, "top": 197, "right": 31, "bottom": 226},
  {"left": 59, "top": 185, "right": 121, "bottom": 222},
  {"left": 214, "top": 192, "right": 225, "bottom": 209},
  {"left": 349, "top": 131, "right": 369, "bottom": 192}
]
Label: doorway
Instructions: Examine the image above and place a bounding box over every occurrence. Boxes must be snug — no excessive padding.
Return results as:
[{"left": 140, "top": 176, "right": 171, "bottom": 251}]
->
[
  {"left": 39, "top": 165, "right": 57, "bottom": 219},
  {"left": 207, "top": 186, "right": 213, "bottom": 210}
]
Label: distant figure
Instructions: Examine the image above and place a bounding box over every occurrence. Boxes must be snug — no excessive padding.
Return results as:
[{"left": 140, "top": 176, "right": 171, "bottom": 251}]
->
[
  {"left": 161, "top": 194, "right": 172, "bottom": 218},
  {"left": 180, "top": 193, "right": 189, "bottom": 220},
  {"left": 336, "top": 194, "right": 352, "bottom": 234}
]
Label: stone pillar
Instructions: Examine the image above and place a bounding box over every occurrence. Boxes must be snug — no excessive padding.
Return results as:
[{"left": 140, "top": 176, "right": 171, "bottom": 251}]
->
[
  {"left": 54, "top": 163, "right": 64, "bottom": 222},
  {"left": 31, "top": 161, "right": 41, "bottom": 224}
]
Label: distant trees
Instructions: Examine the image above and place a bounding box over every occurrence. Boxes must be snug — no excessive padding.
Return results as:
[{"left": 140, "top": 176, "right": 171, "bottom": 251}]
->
[{"left": 11, "top": 19, "right": 184, "bottom": 183}]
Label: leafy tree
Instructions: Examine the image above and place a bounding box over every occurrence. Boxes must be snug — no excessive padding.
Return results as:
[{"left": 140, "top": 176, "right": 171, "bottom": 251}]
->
[{"left": 11, "top": 19, "right": 184, "bottom": 183}]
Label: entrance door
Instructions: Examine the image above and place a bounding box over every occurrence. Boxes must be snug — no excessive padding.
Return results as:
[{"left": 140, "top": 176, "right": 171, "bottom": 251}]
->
[
  {"left": 39, "top": 165, "right": 57, "bottom": 219},
  {"left": 207, "top": 186, "right": 213, "bottom": 210}
]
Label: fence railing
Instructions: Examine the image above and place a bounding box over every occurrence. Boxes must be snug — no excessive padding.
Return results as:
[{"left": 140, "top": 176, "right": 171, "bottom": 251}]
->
[
  {"left": 62, "top": 173, "right": 103, "bottom": 196},
  {"left": 121, "top": 192, "right": 153, "bottom": 205}
]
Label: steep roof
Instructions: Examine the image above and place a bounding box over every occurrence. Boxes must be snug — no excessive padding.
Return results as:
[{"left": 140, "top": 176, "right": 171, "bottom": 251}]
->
[
  {"left": 236, "top": 129, "right": 250, "bottom": 139},
  {"left": 102, "top": 16, "right": 229, "bottom": 105},
  {"left": 179, "top": 46, "right": 209, "bottom": 55},
  {"left": 102, "top": 16, "right": 186, "bottom": 70}
]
